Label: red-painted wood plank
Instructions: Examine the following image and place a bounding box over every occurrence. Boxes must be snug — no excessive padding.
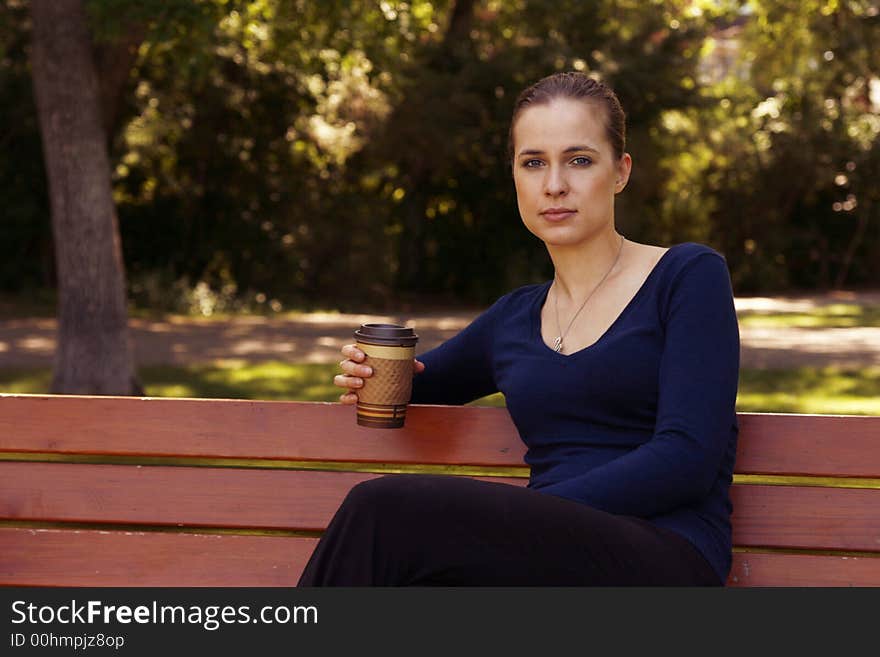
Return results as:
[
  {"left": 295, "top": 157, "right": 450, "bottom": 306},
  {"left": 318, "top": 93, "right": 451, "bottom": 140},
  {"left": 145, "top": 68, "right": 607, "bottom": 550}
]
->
[
  {"left": 0, "top": 395, "right": 525, "bottom": 466},
  {"left": 0, "top": 527, "right": 315, "bottom": 587},
  {"left": 730, "top": 484, "right": 880, "bottom": 551},
  {"left": 728, "top": 551, "right": 880, "bottom": 587},
  {"left": 0, "top": 461, "right": 524, "bottom": 531},
  {"left": 2, "top": 395, "right": 879, "bottom": 476},
  {"left": 4, "top": 527, "right": 879, "bottom": 587},
  {"left": 735, "top": 413, "right": 880, "bottom": 477},
  {"left": 5, "top": 461, "right": 880, "bottom": 552}
]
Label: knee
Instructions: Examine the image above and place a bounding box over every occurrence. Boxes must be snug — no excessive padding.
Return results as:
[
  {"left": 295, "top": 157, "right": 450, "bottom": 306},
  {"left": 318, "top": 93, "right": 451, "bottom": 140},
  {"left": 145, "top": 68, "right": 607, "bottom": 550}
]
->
[
  {"left": 344, "top": 474, "right": 416, "bottom": 509},
  {"left": 343, "top": 474, "right": 445, "bottom": 516}
]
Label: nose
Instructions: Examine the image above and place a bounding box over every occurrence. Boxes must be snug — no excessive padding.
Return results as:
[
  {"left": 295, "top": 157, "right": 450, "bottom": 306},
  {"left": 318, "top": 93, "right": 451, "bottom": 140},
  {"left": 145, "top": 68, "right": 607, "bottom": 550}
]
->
[{"left": 543, "top": 164, "right": 568, "bottom": 197}]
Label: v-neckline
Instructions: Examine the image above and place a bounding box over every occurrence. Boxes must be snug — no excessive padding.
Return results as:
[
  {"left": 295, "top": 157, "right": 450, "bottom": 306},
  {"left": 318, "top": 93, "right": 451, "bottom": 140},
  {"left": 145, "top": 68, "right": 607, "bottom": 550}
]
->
[{"left": 533, "top": 245, "right": 677, "bottom": 359}]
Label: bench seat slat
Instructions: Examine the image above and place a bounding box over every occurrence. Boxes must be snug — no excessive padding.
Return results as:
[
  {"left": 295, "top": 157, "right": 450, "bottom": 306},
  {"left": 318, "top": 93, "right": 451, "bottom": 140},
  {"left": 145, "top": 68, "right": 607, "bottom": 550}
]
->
[
  {"left": 2, "top": 527, "right": 879, "bottom": 587},
  {"left": 0, "top": 527, "right": 314, "bottom": 587},
  {"left": 3, "top": 462, "right": 880, "bottom": 552},
  {"left": 3, "top": 395, "right": 880, "bottom": 477}
]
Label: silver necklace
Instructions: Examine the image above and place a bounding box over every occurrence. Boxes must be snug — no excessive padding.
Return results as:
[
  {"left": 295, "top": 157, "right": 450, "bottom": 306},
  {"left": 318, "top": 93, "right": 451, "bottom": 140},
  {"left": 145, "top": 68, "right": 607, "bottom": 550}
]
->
[{"left": 552, "top": 235, "right": 625, "bottom": 354}]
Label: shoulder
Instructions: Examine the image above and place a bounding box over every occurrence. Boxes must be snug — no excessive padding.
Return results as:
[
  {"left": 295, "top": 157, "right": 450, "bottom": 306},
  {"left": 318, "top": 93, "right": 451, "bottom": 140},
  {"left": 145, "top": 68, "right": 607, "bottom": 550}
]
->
[
  {"left": 653, "top": 243, "right": 735, "bottom": 316},
  {"left": 657, "top": 242, "right": 731, "bottom": 286},
  {"left": 664, "top": 242, "right": 728, "bottom": 268}
]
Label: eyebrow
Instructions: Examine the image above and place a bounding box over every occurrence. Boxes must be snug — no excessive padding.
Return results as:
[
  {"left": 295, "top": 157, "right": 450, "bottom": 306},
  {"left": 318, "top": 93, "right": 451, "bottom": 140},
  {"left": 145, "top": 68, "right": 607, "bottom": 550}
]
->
[{"left": 517, "top": 145, "right": 599, "bottom": 157}]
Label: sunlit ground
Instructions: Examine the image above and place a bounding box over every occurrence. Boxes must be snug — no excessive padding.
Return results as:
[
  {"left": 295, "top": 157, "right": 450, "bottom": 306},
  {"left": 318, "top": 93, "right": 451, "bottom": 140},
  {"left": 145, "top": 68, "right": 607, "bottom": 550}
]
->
[
  {"left": 737, "top": 303, "right": 880, "bottom": 328},
  {"left": 1, "top": 362, "right": 879, "bottom": 415}
]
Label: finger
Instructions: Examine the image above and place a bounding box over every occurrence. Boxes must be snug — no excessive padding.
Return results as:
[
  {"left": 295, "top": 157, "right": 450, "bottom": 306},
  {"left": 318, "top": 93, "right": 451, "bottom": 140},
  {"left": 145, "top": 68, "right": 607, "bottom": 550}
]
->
[
  {"left": 334, "top": 374, "right": 364, "bottom": 389},
  {"left": 414, "top": 359, "right": 425, "bottom": 372},
  {"left": 341, "top": 344, "right": 365, "bottom": 362},
  {"left": 339, "top": 359, "right": 373, "bottom": 378},
  {"left": 339, "top": 392, "right": 358, "bottom": 404}
]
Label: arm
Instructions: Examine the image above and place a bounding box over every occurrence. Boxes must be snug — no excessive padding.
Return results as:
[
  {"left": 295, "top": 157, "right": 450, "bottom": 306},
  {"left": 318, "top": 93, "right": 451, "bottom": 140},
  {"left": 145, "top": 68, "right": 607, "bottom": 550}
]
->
[
  {"left": 537, "top": 254, "right": 740, "bottom": 517},
  {"left": 409, "top": 294, "right": 508, "bottom": 406}
]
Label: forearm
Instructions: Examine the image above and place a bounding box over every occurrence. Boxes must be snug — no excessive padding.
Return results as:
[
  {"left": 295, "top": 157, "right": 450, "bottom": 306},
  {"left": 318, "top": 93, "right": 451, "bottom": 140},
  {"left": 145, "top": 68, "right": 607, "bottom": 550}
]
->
[
  {"left": 535, "top": 429, "right": 733, "bottom": 517},
  {"left": 410, "top": 346, "right": 496, "bottom": 405}
]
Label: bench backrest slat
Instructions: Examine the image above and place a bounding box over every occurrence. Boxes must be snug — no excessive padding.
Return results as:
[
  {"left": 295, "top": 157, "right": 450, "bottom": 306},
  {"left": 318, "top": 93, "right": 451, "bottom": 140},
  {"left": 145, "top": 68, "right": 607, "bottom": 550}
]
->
[
  {"left": 3, "top": 528, "right": 880, "bottom": 588},
  {"left": 728, "top": 552, "right": 880, "bottom": 587},
  {"left": 3, "top": 395, "right": 880, "bottom": 477},
  {"left": 0, "top": 527, "right": 315, "bottom": 587},
  {"left": 0, "top": 461, "right": 522, "bottom": 532},
  {"left": 0, "top": 397, "right": 526, "bottom": 467},
  {"left": 736, "top": 413, "right": 880, "bottom": 477},
  {"left": 3, "top": 462, "right": 880, "bottom": 553}
]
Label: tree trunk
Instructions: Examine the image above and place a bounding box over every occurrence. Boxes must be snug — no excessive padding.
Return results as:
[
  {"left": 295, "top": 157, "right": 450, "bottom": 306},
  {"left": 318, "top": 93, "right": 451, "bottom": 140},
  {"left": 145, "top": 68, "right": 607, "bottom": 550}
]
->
[
  {"left": 29, "top": 0, "right": 142, "bottom": 395},
  {"left": 440, "top": 0, "right": 476, "bottom": 53},
  {"left": 834, "top": 211, "right": 869, "bottom": 290},
  {"left": 94, "top": 20, "right": 147, "bottom": 141}
]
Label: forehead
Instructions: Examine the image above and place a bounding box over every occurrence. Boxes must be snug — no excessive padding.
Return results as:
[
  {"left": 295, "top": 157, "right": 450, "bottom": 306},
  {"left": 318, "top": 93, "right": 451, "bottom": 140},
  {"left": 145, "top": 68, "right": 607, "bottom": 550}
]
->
[{"left": 513, "top": 98, "right": 608, "bottom": 152}]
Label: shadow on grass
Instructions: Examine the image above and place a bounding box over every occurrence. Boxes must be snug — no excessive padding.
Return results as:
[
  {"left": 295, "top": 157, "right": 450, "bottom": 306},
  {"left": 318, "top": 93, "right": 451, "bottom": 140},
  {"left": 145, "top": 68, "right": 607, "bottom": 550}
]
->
[{"left": 0, "top": 367, "right": 52, "bottom": 393}]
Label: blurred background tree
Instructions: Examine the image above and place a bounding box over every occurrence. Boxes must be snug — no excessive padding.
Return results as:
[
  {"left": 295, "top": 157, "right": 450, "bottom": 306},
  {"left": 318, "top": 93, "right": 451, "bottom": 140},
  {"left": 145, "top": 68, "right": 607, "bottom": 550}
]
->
[
  {"left": 28, "top": 0, "right": 145, "bottom": 394},
  {"left": 2, "top": 0, "right": 878, "bottom": 319}
]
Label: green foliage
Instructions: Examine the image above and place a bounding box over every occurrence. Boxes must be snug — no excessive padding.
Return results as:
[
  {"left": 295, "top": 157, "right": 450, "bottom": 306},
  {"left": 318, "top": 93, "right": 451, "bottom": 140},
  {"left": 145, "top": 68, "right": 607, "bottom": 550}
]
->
[
  {"left": 3, "top": 0, "right": 879, "bottom": 308},
  {"left": 0, "top": 0, "right": 52, "bottom": 293},
  {"left": 655, "top": 0, "right": 880, "bottom": 291}
]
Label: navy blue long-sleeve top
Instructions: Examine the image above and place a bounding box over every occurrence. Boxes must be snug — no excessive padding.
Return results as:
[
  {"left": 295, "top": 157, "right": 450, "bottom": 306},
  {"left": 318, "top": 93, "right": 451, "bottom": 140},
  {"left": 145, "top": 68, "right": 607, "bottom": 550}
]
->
[{"left": 409, "top": 242, "right": 740, "bottom": 584}]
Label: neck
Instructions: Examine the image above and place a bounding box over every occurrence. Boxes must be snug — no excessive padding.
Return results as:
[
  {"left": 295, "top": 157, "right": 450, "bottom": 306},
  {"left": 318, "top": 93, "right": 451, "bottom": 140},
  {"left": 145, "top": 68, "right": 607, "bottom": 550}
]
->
[{"left": 549, "top": 229, "right": 625, "bottom": 304}]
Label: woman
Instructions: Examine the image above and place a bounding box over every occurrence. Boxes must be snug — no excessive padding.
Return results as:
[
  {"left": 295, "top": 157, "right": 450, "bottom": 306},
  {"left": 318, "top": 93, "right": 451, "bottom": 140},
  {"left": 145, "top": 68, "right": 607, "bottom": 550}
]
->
[{"left": 298, "top": 71, "right": 740, "bottom": 586}]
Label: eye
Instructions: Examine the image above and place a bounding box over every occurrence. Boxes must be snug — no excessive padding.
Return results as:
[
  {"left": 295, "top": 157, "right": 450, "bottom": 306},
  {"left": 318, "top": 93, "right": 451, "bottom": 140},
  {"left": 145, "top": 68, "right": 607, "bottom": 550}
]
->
[
  {"left": 522, "top": 159, "right": 544, "bottom": 168},
  {"left": 571, "top": 156, "right": 592, "bottom": 166}
]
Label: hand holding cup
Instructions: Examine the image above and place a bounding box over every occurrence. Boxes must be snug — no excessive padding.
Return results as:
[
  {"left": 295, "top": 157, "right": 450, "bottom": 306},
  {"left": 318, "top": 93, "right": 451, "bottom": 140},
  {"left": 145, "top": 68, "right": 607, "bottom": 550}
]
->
[
  {"left": 335, "top": 345, "right": 425, "bottom": 405},
  {"left": 335, "top": 324, "right": 421, "bottom": 428}
]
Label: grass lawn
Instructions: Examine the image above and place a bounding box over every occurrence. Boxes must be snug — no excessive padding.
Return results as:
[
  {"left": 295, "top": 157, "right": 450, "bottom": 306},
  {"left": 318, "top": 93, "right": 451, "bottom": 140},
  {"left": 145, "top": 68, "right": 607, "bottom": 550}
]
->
[
  {"left": 737, "top": 303, "right": 880, "bottom": 328},
  {"left": 1, "top": 362, "right": 878, "bottom": 415}
]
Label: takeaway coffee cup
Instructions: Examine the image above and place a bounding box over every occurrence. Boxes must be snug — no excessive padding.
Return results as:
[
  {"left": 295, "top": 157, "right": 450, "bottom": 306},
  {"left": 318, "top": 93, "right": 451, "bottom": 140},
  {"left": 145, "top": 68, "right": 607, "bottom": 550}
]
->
[{"left": 353, "top": 323, "right": 419, "bottom": 428}]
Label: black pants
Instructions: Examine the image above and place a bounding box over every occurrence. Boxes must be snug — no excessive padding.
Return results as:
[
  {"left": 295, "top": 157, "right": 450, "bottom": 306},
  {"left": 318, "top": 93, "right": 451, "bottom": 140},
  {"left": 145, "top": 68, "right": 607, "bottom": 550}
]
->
[{"left": 296, "top": 474, "right": 721, "bottom": 586}]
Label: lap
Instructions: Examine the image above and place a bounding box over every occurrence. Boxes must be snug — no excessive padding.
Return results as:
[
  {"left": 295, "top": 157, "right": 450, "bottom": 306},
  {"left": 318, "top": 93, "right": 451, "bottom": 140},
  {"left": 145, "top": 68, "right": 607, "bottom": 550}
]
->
[{"left": 343, "top": 474, "right": 716, "bottom": 586}]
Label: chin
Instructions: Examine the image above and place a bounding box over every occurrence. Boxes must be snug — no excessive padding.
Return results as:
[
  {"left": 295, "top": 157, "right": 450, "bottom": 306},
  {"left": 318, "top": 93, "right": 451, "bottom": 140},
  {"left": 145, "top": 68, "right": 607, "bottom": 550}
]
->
[
  {"left": 530, "top": 224, "right": 586, "bottom": 244},
  {"left": 544, "top": 238, "right": 588, "bottom": 249}
]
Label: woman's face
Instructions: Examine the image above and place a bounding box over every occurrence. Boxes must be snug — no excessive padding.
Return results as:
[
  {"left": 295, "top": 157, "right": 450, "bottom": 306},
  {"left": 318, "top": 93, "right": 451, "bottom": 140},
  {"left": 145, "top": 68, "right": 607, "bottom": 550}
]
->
[{"left": 511, "top": 98, "right": 631, "bottom": 248}]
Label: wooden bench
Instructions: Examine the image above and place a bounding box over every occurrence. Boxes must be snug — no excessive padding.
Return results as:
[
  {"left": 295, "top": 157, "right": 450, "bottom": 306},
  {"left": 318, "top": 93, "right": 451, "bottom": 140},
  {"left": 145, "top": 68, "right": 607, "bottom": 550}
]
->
[{"left": 1, "top": 393, "right": 878, "bottom": 586}]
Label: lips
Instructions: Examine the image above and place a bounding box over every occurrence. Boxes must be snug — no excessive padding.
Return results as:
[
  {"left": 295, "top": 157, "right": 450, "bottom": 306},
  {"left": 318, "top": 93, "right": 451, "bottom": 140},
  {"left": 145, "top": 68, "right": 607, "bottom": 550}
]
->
[{"left": 540, "top": 208, "right": 577, "bottom": 222}]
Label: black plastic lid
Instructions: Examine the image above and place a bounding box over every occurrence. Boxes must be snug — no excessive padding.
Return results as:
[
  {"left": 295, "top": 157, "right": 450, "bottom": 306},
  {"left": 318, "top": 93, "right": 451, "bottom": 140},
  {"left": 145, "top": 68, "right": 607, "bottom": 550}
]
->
[{"left": 354, "top": 323, "right": 418, "bottom": 347}]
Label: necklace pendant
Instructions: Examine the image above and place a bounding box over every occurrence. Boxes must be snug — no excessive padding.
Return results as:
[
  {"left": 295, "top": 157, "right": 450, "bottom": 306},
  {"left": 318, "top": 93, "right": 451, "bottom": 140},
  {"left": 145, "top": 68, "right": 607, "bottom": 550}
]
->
[{"left": 553, "top": 336, "right": 563, "bottom": 353}]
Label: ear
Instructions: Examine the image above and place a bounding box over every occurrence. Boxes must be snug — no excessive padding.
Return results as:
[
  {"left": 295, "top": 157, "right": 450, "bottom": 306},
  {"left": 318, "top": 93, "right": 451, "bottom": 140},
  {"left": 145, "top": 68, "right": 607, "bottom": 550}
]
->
[{"left": 614, "top": 153, "right": 632, "bottom": 193}]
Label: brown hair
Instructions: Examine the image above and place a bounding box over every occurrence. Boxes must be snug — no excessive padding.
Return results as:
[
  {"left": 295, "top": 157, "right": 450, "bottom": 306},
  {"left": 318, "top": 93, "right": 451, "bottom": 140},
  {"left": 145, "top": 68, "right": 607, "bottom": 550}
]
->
[{"left": 508, "top": 71, "right": 627, "bottom": 162}]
